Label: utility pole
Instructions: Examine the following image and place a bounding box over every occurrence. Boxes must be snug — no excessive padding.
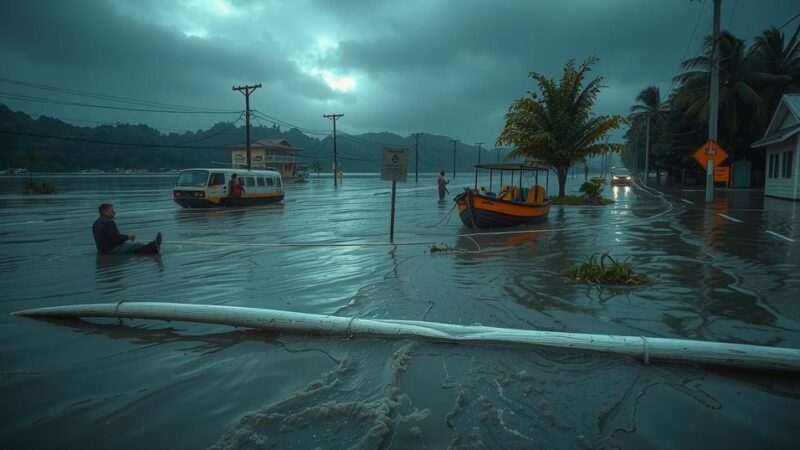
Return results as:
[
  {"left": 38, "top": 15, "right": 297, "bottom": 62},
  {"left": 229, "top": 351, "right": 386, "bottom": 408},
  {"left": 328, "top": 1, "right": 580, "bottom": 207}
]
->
[
  {"left": 412, "top": 132, "right": 423, "bottom": 182},
  {"left": 476, "top": 142, "right": 483, "bottom": 165},
  {"left": 324, "top": 113, "right": 344, "bottom": 187},
  {"left": 450, "top": 140, "right": 458, "bottom": 179},
  {"left": 232, "top": 83, "right": 261, "bottom": 169},
  {"left": 706, "top": 0, "right": 721, "bottom": 203}
]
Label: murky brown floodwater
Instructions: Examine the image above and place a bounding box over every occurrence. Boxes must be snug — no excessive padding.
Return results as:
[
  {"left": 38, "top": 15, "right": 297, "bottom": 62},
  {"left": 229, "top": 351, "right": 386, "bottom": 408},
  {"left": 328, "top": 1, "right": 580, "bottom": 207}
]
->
[{"left": 1, "top": 173, "right": 798, "bottom": 449}]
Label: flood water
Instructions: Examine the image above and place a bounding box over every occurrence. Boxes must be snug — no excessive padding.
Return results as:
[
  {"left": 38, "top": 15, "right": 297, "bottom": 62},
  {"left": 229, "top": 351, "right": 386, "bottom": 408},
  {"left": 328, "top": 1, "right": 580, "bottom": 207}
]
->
[{"left": 1, "top": 173, "right": 798, "bottom": 449}]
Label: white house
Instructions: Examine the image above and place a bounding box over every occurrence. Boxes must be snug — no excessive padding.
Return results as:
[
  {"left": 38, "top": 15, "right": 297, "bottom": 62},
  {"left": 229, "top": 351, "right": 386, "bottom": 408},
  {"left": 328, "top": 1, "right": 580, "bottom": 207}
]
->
[{"left": 751, "top": 94, "right": 800, "bottom": 201}]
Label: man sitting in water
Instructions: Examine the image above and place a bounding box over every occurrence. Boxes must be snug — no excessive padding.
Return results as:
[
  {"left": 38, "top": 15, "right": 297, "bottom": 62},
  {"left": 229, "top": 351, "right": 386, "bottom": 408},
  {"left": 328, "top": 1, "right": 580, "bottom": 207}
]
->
[{"left": 92, "top": 203, "right": 161, "bottom": 254}]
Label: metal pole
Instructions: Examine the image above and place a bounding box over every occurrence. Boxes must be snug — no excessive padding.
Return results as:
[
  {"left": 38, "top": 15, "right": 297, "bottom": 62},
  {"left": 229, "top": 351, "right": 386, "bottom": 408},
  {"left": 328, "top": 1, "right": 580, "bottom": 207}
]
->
[
  {"left": 706, "top": 0, "right": 721, "bottom": 203},
  {"left": 451, "top": 140, "right": 457, "bottom": 179},
  {"left": 413, "top": 133, "right": 422, "bottom": 183},
  {"left": 324, "top": 114, "right": 344, "bottom": 187},
  {"left": 644, "top": 116, "right": 650, "bottom": 185},
  {"left": 389, "top": 181, "right": 396, "bottom": 243}
]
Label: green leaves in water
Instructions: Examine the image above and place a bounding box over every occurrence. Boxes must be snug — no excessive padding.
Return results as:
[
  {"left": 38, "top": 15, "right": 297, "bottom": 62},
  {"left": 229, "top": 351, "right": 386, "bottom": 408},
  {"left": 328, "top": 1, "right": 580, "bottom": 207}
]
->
[{"left": 564, "top": 252, "right": 652, "bottom": 286}]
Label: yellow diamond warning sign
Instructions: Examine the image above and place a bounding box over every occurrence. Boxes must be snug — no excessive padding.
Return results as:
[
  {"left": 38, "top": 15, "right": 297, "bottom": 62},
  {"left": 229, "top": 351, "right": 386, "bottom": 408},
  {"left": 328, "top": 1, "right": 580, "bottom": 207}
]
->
[{"left": 692, "top": 140, "right": 728, "bottom": 171}]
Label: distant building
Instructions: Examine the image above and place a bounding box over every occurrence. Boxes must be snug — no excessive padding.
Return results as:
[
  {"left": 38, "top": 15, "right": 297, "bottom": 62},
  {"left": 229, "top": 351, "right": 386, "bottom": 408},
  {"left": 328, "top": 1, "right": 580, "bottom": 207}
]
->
[
  {"left": 230, "top": 139, "right": 304, "bottom": 179},
  {"left": 751, "top": 94, "right": 799, "bottom": 201}
]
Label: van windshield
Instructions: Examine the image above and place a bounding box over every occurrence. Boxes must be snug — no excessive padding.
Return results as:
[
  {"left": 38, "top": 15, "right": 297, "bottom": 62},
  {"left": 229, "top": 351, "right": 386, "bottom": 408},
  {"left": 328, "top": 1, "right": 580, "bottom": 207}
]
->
[{"left": 175, "top": 170, "right": 209, "bottom": 187}]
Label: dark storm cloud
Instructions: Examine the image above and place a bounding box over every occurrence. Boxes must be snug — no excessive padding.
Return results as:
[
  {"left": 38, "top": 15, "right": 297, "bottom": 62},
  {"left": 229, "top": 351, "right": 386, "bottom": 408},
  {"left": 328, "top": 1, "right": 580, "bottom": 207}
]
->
[{"left": 1, "top": 0, "right": 798, "bottom": 142}]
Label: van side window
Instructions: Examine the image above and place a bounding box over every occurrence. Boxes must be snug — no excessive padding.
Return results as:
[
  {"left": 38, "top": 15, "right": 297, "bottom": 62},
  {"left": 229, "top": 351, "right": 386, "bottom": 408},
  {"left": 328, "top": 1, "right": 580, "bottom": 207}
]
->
[
  {"left": 275, "top": 178, "right": 282, "bottom": 187},
  {"left": 257, "top": 177, "right": 265, "bottom": 186},
  {"left": 245, "top": 176, "right": 255, "bottom": 187},
  {"left": 266, "top": 178, "right": 274, "bottom": 186},
  {"left": 208, "top": 173, "right": 225, "bottom": 186}
]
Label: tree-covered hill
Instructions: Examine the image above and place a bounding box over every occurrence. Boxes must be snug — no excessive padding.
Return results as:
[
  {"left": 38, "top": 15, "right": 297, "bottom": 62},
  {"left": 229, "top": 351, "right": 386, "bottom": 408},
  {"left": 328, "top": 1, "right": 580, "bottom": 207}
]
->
[{"left": 0, "top": 104, "right": 512, "bottom": 174}]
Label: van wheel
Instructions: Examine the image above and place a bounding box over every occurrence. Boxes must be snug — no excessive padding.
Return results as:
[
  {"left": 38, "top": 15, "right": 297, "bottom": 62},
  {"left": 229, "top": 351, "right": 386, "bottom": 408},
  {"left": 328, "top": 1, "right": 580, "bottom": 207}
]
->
[{"left": 220, "top": 198, "right": 231, "bottom": 207}]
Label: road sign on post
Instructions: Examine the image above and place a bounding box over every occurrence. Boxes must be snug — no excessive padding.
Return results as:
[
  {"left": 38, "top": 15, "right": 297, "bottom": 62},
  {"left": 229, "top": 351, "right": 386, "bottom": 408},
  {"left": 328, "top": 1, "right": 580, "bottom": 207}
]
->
[
  {"left": 381, "top": 148, "right": 408, "bottom": 182},
  {"left": 692, "top": 140, "right": 728, "bottom": 171},
  {"left": 381, "top": 148, "right": 408, "bottom": 242}
]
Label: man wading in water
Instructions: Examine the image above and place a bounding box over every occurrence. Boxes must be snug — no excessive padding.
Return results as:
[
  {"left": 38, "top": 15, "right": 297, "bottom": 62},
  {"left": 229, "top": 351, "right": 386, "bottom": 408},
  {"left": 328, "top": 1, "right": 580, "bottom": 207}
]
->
[
  {"left": 92, "top": 203, "right": 161, "bottom": 254},
  {"left": 437, "top": 170, "right": 449, "bottom": 200},
  {"left": 228, "top": 173, "right": 245, "bottom": 205}
]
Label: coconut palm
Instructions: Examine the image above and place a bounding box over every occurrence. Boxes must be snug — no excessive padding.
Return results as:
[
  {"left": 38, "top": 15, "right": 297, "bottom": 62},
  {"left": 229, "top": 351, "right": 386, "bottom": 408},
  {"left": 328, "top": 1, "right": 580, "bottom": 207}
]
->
[
  {"left": 497, "top": 57, "right": 625, "bottom": 197},
  {"left": 674, "top": 31, "right": 763, "bottom": 155},
  {"left": 629, "top": 86, "right": 669, "bottom": 182},
  {"left": 747, "top": 25, "right": 800, "bottom": 118}
]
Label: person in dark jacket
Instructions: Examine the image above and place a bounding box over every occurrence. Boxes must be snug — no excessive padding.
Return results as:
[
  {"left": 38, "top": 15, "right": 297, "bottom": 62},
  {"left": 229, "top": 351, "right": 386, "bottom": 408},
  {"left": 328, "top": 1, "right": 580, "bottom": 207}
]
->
[{"left": 92, "top": 203, "right": 161, "bottom": 254}]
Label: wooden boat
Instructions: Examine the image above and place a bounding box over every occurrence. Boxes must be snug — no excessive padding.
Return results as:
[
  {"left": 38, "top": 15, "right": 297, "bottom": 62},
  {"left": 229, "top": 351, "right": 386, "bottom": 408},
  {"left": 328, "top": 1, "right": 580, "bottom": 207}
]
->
[{"left": 453, "top": 163, "right": 551, "bottom": 229}]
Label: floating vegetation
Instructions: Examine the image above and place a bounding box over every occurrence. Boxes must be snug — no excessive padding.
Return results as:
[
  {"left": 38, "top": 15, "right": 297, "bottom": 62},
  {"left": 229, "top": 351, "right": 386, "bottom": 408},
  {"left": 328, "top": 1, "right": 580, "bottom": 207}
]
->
[
  {"left": 429, "top": 243, "right": 460, "bottom": 254},
  {"left": 22, "top": 179, "right": 57, "bottom": 194},
  {"left": 564, "top": 252, "right": 652, "bottom": 286}
]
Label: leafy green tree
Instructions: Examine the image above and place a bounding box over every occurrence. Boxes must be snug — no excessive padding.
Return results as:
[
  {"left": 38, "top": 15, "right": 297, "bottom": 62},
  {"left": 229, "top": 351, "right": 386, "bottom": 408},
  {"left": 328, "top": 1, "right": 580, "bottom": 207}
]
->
[
  {"left": 18, "top": 149, "right": 41, "bottom": 181},
  {"left": 497, "top": 57, "right": 625, "bottom": 197}
]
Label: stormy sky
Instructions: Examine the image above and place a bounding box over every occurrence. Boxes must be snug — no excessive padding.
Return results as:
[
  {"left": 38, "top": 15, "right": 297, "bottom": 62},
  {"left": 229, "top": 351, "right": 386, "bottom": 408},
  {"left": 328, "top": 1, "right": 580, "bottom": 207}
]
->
[{"left": 0, "top": 0, "right": 797, "bottom": 144}]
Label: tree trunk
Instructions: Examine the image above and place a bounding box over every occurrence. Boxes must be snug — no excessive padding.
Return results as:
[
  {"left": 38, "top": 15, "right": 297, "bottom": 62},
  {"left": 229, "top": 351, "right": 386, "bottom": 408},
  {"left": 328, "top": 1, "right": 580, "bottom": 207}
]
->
[{"left": 556, "top": 167, "right": 568, "bottom": 197}]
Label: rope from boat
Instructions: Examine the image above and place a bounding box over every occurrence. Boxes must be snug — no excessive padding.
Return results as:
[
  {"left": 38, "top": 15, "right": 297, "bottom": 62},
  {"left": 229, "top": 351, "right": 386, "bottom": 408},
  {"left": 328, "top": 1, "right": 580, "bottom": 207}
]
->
[
  {"left": 166, "top": 240, "right": 435, "bottom": 248},
  {"left": 12, "top": 302, "right": 800, "bottom": 373}
]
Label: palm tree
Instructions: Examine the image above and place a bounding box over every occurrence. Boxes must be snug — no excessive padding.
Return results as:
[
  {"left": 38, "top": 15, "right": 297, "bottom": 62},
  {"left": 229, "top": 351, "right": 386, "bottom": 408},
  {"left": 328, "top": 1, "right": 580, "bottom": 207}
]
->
[
  {"left": 747, "top": 25, "right": 800, "bottom": 119},
  {"left": 629, "top": 86, "right": 669, "bottom": 182},
  {"left": 311, "top": 160, "right": 322, "bottom": 178},
  {"left": 497, "top": 57, "right": 625, "bottom": 197},
  {"left": 674, "top": 31, "right": 763, "bottom": 156}
]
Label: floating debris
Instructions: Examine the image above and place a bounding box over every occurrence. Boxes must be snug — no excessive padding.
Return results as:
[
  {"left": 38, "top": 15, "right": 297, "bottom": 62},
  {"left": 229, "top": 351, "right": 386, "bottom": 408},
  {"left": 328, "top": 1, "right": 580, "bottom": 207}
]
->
[{"left": 564, "top": 252, "right": 653, "bottom": 286}]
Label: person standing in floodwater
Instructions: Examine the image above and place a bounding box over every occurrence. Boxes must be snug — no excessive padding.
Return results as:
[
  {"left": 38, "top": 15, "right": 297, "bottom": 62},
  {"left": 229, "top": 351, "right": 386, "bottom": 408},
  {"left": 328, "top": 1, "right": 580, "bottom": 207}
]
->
[
  {"left": 228, "top": 173, "right": 245, "bottom": 205},
  {"left": 437, "top": 170, "right": 449, "bottom": 200}
]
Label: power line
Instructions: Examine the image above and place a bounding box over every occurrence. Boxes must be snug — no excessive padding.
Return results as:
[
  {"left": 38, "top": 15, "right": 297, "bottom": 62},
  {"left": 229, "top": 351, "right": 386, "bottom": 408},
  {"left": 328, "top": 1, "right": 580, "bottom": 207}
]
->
[
  {"left": 0, "top": 92, "right": 239, "bottom": 114},
  {"left": 777, "top": 10, "right": 800, "bottom": 31},
  {"left": 0, "top": 129, "right": 233, "bottom": 150},
  {"left": 0, "top": 76, "right": 238, "bottom": 113}
]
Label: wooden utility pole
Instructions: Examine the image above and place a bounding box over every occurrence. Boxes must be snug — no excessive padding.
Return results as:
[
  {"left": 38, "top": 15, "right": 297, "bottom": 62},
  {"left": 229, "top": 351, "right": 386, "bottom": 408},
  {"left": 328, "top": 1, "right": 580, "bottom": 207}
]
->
[
  {"left": 706, "top": 0, "right": 721, "bottom": 203},
  {"left": 476, "top": 142, "right": 483, "bottom": 165},
  {"left": 451, "top": 140, "right": 458, "bottom": 179},
  {"left": 324, "top": 113, "right": 344, "bottom": 187},
  {"left": 412, "top": 132, "right": 423, "bottom": 182},
  {"left": 232, "top": 83, "right": 261, "bottom": 169}
]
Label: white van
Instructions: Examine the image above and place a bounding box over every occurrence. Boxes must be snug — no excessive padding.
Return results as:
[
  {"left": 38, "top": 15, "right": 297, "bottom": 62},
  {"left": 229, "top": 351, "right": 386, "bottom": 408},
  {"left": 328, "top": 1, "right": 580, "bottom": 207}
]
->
[{"left": 173, "top": 168, "right": 284, "bottom": 208}]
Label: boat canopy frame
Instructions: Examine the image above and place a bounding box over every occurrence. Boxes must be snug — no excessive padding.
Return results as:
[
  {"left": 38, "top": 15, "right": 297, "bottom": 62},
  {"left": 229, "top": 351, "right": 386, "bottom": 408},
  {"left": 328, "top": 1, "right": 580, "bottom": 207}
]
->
[{"left": 472, "top": 163, "right": 550, "bottom": 195}]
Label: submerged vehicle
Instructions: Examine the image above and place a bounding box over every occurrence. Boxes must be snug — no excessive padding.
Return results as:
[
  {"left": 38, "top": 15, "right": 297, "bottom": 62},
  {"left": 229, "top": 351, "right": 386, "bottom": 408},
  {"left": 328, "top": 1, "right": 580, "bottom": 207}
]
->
[
  {"left": 610, "top": 167, "right": 633, "bottom": 185},
  {"left": 172, "top": 168, "right": 284, "bottom": 208},
  {"left": 453, "top": 163, "right": 551, "bottom": 229}
]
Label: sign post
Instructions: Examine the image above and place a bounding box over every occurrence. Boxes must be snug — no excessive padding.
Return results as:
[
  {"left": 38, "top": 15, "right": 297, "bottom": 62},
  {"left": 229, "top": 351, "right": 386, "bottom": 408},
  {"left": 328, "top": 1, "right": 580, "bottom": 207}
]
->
[
  {"left": 381, "top": 148, "right": 408, "bottom": 243},
  {"left": 692, "top": 140, "right": 728, "bottom": 202}
]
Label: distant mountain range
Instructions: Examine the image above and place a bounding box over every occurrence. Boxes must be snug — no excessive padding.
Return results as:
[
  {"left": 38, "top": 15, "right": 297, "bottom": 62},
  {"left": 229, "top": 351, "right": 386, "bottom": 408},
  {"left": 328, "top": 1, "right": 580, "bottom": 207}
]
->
[{"left": 0, "top": 104, "right": 517, "bottom": 174}]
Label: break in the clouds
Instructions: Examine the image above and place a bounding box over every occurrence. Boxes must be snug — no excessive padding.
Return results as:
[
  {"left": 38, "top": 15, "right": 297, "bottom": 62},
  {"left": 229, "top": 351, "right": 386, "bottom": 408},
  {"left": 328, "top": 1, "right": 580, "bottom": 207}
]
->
[{"left": 0, "top": 0, "right": 797, "bottom": 142}]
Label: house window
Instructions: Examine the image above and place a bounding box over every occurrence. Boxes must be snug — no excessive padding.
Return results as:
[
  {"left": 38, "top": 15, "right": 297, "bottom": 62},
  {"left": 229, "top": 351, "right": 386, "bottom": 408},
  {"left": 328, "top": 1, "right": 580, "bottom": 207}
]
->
[
  {"left": 208, "top": 173, "right": 225, "bottom": 186},
  {"left": 768, "top": 153, "right": 779, "bottom": 178},
  {"left": 782, "top": 151, "right": 794, "bottom": 178}
]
